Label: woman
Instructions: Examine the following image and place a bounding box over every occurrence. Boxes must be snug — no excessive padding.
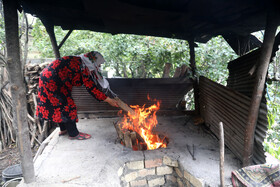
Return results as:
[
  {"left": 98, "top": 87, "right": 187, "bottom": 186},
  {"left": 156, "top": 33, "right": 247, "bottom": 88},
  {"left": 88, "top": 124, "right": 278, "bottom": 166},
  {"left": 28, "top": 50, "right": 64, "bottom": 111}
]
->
[{"left": 36, "top": 51, "right": 119, "bottom": 140}]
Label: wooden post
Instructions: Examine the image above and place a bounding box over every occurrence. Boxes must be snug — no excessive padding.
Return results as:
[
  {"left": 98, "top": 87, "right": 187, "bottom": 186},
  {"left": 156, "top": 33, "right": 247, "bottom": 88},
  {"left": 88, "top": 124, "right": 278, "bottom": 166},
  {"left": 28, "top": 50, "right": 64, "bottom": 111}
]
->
[
  {"left": 3, "top": 0, "right": 35, "bottom": 183},
  {"left": 42, "top": 19, "right": 61, "bottom": 59},
  {"left": 243, "top": 11, "right": 279, "bottom": 166},
  {"left": 58, "top": 29, "right": 73, "bottom": 50},
  {"left": 219, "top": 122, "right": 225, "bottom": 187},
  {"left": 188, "top": 38, "right": 199, "bottom": 114}
]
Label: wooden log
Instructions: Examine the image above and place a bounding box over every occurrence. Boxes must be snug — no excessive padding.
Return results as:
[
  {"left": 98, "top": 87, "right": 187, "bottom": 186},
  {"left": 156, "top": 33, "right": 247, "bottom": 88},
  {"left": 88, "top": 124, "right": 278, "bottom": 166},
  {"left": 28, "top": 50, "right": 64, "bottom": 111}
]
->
[
  {"left": 162, "top": 63, "right": 171, "bottom": 78},
  {"left": 130, "top": 132, "right": 137, "bottom": 146},
  {"left": 114, "top": 122, "right": 124, "bottom": 140},
  {"left": 124, "top": 131, "right": 132, "bottom": 148},
  {"left": 115, "top": 97, "right": 136, "bottom": 116}
]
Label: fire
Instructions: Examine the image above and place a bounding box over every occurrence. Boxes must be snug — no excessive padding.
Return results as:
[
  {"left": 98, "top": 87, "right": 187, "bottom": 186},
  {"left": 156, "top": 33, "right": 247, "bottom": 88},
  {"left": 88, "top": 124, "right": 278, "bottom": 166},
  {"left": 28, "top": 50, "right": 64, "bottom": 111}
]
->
[{"left": 119, "top": 96, "right": 167, "bottom": 150}]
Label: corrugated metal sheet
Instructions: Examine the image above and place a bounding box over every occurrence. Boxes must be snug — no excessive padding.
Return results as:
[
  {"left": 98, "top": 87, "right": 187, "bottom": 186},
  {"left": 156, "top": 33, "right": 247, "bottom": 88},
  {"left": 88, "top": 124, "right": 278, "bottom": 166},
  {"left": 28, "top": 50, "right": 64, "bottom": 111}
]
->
[
  {"left": 72, "top": 78, "right": 193, "bottom": 113},
  {"left": 200, "top": 49, "right": 268, "bottom": 164},
  {"left": 200, "top": 76, "right": 251, "bottom": 161},
  {"left": 227, "top": 49, "right": 268, "bottom": 164}
]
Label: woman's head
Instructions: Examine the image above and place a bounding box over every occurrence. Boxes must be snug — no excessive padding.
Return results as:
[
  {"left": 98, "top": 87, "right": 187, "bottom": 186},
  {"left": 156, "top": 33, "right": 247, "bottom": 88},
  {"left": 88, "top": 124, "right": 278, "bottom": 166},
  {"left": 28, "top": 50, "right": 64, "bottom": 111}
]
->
[{"left": 84, "top": 51, "right": 105, "bottom": 67}]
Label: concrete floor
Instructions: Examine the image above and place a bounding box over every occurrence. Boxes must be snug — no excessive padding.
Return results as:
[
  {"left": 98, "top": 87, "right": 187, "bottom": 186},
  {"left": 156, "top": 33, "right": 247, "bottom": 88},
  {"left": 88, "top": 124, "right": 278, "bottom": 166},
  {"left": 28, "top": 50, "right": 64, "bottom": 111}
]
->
[{"left": 19, "top": 116, "right": 242, "bottom": 187}]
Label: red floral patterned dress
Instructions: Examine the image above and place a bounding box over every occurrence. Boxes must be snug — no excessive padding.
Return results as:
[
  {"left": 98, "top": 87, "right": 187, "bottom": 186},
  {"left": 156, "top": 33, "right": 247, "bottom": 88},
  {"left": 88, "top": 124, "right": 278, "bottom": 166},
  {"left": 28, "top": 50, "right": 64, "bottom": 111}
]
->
[{"left": 36, "top": 56, "right": 107, "bottom": 123}]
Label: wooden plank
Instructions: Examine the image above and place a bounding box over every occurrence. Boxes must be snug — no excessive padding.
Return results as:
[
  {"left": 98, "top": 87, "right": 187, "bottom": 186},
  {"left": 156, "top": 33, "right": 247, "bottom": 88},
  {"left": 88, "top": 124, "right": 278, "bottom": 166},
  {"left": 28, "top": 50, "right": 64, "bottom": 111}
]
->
[
  {"left": 173, "top": 67, "right": 181, "bottom": 78},
  {"left": 162, "top": 63, "right": 171, "bottom": 78}
]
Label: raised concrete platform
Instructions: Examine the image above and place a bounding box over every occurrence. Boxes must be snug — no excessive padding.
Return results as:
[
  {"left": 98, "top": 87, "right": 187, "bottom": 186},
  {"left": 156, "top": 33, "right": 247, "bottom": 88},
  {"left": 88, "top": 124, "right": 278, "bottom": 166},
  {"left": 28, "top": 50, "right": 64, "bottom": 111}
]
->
[{"left": 19, "top": 116, "right": 241, "bottom": 186}]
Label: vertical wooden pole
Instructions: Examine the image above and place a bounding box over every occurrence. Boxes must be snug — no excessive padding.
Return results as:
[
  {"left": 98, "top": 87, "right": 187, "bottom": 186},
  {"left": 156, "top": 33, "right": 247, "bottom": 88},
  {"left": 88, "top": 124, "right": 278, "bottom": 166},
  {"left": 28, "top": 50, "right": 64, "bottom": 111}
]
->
[
  {"left": 3, "top": 0, "right": 35, "bottom": 183},
  {"left": 219, "top": 122, "right": 225, "bottom": 187},
  {"left": 243, "top": 11, "right": 278, "bottom": 166},
  {"left": 188, "top": 38, "right": 199, "bottom": 114},
  {"left": 42, "top": 20, "right": 61, "bottom": 59}
]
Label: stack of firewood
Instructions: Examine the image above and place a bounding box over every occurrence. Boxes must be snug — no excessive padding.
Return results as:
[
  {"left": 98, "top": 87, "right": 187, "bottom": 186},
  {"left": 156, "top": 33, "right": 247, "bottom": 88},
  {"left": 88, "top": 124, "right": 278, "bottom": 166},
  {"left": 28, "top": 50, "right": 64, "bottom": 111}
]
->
[
  {"left": 25, "top": 62, "right": 50, "bottom": 147},
  {"left": 0, "top": 81, "right": 15, "bottom": 151}
]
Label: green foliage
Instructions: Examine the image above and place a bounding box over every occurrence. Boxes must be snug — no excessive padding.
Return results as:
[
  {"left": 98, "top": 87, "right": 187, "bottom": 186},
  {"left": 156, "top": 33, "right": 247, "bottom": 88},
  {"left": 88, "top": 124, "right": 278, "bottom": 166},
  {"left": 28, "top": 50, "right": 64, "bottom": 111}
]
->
[
  {"left": 196, "top": 36, "right": 237, "bottom": 85},
  {"left": 31, "top": 19, "right": 191, "bottom": 78},
  {"left": 264, "top": 50, "right": 280, "bottom": 159}
]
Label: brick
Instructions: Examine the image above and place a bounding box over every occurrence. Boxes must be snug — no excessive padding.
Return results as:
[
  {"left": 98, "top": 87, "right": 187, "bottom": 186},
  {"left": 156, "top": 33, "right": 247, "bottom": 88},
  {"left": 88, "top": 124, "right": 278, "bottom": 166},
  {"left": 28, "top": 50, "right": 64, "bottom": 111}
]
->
[
  {"left": 163, "top": 156, "right": 178, "bottom": 167},
  {"left": 124, "top": 171, "right": 138, "bottom": 182},
  {"left": 118, "top": 166, "right": 124, "bottom": 177},
  {"left": 145, "top": 158, "right": 162, "bottom": 168},
  {"left": 126, "top": 160, "right": 144, "bottom": 170},
  {"left": 130, "top": 179, "right": 147, "bottom": 187},
  {"left": 138, "top": 168, "right": 155, "bottom": 177},
  {"left": 156, "top": 166, "right": 173, "bottom": 175},
  {"left": 165, "top": 175, "right": 177, "bottom": 183},
  {"left": 175, "top": 168, "right": 183, "bottom": 178},
  {"left": 148, "top": 177, "right": 165, "bottom": 187}
]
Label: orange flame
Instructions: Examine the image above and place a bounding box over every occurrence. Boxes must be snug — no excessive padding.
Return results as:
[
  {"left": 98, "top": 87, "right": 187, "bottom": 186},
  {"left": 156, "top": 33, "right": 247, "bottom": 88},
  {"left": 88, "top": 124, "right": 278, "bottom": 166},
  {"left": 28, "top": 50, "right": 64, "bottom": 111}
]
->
[{"left": 119, "top": 96, "right": 167, "bottom": 150}]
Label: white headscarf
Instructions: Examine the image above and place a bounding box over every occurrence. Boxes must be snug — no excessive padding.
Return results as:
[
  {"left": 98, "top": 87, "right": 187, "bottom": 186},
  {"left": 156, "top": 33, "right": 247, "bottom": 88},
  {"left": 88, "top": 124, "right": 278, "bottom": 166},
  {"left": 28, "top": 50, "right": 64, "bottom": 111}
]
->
[{"left": 78, "top": 51, "right": 117, "bottom": 98}]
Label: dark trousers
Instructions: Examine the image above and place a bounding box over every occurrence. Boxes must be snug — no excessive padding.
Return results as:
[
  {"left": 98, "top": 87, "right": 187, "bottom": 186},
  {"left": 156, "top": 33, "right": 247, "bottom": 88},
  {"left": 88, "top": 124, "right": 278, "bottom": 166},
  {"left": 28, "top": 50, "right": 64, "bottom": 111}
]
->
[
  {"left": 39, "top": 119, "right": 79, "bottom": 137},
  {"left": 59, "top": 121, "right": 79, "bottom": 137}
]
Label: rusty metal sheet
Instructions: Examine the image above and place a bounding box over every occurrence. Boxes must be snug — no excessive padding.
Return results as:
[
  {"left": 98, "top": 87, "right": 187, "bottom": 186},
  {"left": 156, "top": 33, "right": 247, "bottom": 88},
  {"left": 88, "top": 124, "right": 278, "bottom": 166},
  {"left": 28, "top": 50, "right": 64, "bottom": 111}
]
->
[
  {"left": 227, "top": 50, "right": 268, "bottom": 164},
  {"left": 200, "top": 76, "right": 250, "bottom": 161}
]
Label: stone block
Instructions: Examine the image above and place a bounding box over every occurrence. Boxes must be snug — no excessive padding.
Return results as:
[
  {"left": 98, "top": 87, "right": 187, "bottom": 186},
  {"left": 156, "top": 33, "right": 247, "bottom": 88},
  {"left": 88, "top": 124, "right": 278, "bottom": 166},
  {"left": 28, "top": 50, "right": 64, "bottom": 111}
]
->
[
  {"left": 163, "top": 156, "right": 178, "bottom": 167},
  {"left": 156, "top": 166, "right": 173, "bottom": 175},
  {"left": 138, "top": 168, "right": 155, "bottom": 177},
  {"left": 184, "top": 170, "right": 191, "bottom": 181},
  {"left": 148, "top": 177, "right": 165, "bottom": 187},
  {"left": 126, "top": 160, "right": 144, "bottom": 170},
  {"left": 165, "top": 175, "right": 177, "bottom": 183},
  {"left": 145, "top": 158, "right": 162, "bottom": 168},
  {"left": 189, "top": 176, "right": 204, "bottom": 187},
  {"left": 184, "top": 170, "right": 204, "bottom": 187},
  {"left": 177, "top": 178, "right": 184, "bottom": 187},
  {"left": 175, "top": 168, "right": 183, "bottom": 178},
  {"left": 124, "top": 171, "right": 138, "bottom": 182},
  {"left": 130, "top": 179, "right": 147, "bottom": 187}
]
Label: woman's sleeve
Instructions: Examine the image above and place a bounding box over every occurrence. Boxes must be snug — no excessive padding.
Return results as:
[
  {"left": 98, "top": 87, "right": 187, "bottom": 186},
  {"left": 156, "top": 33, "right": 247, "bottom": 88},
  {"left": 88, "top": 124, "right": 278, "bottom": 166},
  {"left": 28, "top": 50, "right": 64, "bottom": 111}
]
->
[{"left": 81, "top": 68, "right": 108, "bottom": 101}]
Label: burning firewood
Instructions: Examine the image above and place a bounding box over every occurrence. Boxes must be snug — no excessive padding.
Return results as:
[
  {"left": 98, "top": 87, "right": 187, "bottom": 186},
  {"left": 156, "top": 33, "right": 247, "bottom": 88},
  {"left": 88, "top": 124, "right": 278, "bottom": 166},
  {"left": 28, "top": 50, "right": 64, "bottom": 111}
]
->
[
  {"left": 114, "top": 97, "right": 136, "bottom": 116},
  {"left": 114, "top": 96, "right": 167, "bottom": 151}
]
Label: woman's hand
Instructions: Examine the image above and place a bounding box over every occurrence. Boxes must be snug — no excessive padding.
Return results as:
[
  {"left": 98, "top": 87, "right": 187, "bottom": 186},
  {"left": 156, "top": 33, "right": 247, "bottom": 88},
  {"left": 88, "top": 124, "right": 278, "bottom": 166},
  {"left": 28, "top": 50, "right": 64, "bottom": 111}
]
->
[{"left": 104, "top": 97, "right": 119, "bottom": 107}]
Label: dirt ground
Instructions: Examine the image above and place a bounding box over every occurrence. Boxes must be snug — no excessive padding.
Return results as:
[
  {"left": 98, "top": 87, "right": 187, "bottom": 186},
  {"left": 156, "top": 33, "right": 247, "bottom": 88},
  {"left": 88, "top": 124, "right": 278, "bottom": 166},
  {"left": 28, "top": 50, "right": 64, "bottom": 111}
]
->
[{"left": 0, "top": 145, "right": 20, "bottom": 186}]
